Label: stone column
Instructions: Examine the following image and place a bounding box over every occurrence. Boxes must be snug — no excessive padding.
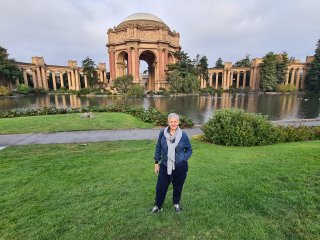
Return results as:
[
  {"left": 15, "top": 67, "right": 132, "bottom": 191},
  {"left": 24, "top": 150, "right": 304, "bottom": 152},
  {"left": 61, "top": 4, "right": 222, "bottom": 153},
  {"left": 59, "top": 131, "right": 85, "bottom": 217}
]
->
[
  {"left": 290, "top": 69, "right": 296, "bottom": 84},
  {"left": 32, "top": 70, "right": 37, "bottom": 88},
  {"left": 222, "top": 71, "right": 226, "bottom": 89},
  {"left": 103, "top": 70, "right": 107, "bottom": 83},
  {"left": 128, "top": 48, "right": 132, "bottom": 75},
  {"left": 84, "top": 75, "right": 88, "bottom": 88},
  {"left": 41, "top": 67, "right": 48, "bottom": 90},
  {"left": 285, "top": 69, "right": 290, "bottom": 85},
  {"left": 36, "top": 67, "right": 42, "bottom": 88},
  {"left": 243, "top": 71, "right": 247, "bottom": 88},
  {"left": 109, "top": 50, "right": 116, "bottom": 81},
  {"left": 52, "top": 72, "right": 57, "bottom": 91},
  {"left": 236, "top": 72, "right": 240, "bottom": 88},
  {"left": 59, "top": 72, "right": 64, "bottom": 88},
  {"left": 158, "top": 49, "right": 163, "bottom": 80},
  {"left": 215, "top": 73, "right": 219, "bottom": 89},
  {"left": 229, "top": 71, "right": 233, "bottom": 89},
  {"left": 295, "top": 69, "right": 300, "bottom": 89},
  {"left": 75, "top": 70, "right": 80, "bottom": 90},
  {"left": 249, "top": 68, "right": 254, "bottom": 89},
  {"left": 209, "top": 74, "right": 212, "bottom": 87},
  {"left": 23, "top": 70, "right": 28, "bottom": 85},
  {"left": 71, "top": 70, "right": 76, "bottom": 90},
  {"left": 301, "top": 69, "right": 306, "bottom": 89},
  {"left": 135, "top": 48, "right": 140, "bottom": 81},
  {"left": 67, "top": 71, "right": 71, "bottom": 90}
]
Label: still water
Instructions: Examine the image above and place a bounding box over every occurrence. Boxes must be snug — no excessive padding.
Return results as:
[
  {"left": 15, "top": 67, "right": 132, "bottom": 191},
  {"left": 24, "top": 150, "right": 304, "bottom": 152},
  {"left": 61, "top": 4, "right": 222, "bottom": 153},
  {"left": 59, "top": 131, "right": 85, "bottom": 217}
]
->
[{"left": 0, "top": 93, "right": 319, "bottom": 124}]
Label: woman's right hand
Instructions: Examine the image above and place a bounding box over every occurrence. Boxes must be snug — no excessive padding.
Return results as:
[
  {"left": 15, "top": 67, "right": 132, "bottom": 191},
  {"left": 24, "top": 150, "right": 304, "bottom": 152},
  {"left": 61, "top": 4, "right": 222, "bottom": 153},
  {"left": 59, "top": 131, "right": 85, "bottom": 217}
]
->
[{"left": 154, "top": 163, "right": 159, "bottom": 174}]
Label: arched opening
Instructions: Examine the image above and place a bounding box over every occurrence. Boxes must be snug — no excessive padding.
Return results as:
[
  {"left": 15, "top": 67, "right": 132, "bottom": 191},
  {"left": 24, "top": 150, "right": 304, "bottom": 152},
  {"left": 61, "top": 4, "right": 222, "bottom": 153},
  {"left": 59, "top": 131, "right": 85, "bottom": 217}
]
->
[
  {"left": 139, "top": 50, "right": 156, "bottom": 91},
  {"left": 116, "top": 51, "right": 128, "bottom": 77}
]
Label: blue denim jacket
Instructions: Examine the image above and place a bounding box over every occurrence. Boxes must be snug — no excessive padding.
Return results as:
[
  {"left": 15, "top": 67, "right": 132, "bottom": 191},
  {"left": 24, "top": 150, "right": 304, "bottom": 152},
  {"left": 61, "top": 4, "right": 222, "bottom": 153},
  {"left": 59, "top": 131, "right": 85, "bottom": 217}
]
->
[{"left": 154, "top": 129, "right": 192, "bottom": 166}]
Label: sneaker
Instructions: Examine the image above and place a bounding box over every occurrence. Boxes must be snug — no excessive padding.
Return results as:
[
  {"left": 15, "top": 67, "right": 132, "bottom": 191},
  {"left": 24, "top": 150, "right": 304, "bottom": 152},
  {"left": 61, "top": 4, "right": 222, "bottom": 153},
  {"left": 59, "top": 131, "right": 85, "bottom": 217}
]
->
[
  {"left": 174, "top": 204, "right": 182, "bottom": 213},
  {"left": 151, "top": 206, "right": 163, "bottom": 213}
]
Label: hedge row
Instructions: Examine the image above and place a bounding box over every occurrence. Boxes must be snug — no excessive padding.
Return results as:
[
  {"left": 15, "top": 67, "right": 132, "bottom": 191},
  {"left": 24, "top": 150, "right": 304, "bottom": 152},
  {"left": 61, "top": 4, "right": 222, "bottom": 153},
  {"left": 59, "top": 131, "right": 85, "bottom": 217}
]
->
[
  {"left": 201, "top": 109, "right": 320, "bottom": 146},
  {"left": 0, "top": 105, "right": 194, "bottom": 128}
]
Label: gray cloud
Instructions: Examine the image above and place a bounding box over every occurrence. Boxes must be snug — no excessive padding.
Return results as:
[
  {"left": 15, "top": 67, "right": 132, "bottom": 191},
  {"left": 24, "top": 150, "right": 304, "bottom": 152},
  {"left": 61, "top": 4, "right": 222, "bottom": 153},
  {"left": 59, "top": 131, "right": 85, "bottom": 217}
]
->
[{"left": 0, "top": 0, "right": 319, "bottom": 68}]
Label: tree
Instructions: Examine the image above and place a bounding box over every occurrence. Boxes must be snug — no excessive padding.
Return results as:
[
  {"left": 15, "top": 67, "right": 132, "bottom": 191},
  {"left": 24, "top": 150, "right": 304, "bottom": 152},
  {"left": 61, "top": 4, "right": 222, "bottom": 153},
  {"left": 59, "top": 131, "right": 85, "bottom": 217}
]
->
[
  {"left": 82, "top": 56, "right": 98, "bottom": 87},
  {"left": 113, "top": 75, "right": 133, "bottom": 93},
  {"left": 305, "top": 39, "right": 320, "bottom": 92},
  {"left": 275, "top": 51, "right": 289, "bottom": 85},
  {"left": 0, "top": 46, "right": 22, "bottom": 84},
  {"left": 215, "top": 57, "right": 224, "bottom": 68},
  {"left": 195, "top": 55, "right": 209, "bottom": 82},
  {"left": 235, "top": 54, "right": 251, "bottom": 67},
  {"left": 166, "top": 50, "right": 199, "bottom": 93},
  {"left": 259, "top": 52, "right": 277, "bottom": 91}
]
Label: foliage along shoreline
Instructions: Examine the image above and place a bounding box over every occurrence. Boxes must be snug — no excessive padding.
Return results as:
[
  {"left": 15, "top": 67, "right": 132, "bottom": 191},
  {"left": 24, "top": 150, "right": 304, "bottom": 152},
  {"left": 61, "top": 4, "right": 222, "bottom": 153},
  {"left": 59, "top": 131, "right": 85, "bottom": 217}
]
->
[{"left": 0, "top": 105, "right": 194, "bottom": 128}]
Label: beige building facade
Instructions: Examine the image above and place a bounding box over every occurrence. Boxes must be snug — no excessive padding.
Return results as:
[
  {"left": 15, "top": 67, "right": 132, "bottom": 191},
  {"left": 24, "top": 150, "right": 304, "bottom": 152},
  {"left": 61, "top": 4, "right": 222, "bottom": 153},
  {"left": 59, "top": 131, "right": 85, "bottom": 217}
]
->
[{"left": 107, "top": 13, "right": 181, "bottom": 91}]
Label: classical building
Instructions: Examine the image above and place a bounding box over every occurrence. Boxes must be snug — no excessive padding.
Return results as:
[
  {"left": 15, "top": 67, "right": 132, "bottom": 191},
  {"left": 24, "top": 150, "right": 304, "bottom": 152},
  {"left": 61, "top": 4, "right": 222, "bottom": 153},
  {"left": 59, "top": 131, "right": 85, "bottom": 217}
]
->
[
  {"left": 16, "top": 57, "right": 107, "bottom": 91},
  {"left": 1, "top": 12, "right": 314, "bottom": 92},
  {"left": 106, "top": 13, "right": 181, "bottom": 91}
]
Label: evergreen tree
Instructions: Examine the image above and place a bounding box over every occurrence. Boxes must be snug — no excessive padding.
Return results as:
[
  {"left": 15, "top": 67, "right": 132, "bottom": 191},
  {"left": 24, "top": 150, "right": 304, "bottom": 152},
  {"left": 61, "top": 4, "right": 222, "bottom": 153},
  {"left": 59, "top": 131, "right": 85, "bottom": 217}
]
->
[
  {"left": 305, "top": 39, "right": 320, "bottom": 92},
  {"left": 0, "top": 46, "right": 22, "bottom": 84},
  {"left": 166, "top": 50, "right": 199, "bottom": 93},
  {"left": 215, "top": 57, "right": 224, "bottom": 68},
  {"left": 276, "top": 51, "right": 289, "bottom": 85},
  {"left": 82, "top": 56, "right": 98, "bottom": 87},
  {"left": 259, "top": 52, "right": 278, "bottom": 91},
  {"left": 234, "top": 55, "right": 251, "bottom": 67},
  {"left": 196, "top": 55, "right": 209, "bottom": 82}
]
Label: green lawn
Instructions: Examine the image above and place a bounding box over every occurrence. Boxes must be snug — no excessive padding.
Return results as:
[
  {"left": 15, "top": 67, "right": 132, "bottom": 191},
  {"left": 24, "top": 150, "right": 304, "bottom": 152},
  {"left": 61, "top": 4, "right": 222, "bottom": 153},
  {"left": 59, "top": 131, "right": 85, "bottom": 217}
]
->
[
  {"left": 0, "top": 112, "right": 155, "bottom": 134},
  {"left": 0, "top": 140, "right": 319, "bottom": 239}
]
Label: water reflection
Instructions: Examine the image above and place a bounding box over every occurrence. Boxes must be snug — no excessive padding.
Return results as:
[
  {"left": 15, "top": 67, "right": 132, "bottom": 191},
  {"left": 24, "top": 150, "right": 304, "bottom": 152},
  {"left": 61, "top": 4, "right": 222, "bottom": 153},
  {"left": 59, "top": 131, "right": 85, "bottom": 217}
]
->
[{"left": 0, "top": 93, "right": 319, "bottom": 124}]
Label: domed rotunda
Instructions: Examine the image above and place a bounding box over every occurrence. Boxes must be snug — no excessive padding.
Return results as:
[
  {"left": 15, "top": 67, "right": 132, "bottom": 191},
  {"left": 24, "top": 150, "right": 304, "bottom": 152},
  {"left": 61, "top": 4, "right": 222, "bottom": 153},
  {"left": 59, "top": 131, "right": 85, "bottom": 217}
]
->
[{"left": 107, "top": 13, "right": 180, "bottom": 90}]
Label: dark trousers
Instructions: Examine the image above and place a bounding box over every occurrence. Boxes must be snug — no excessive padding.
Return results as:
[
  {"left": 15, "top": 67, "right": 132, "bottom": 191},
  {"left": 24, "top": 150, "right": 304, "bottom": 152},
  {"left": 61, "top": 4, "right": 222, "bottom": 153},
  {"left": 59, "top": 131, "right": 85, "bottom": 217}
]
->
[{"left": 155, "top": 161, "right": 188, "bottom": 208}]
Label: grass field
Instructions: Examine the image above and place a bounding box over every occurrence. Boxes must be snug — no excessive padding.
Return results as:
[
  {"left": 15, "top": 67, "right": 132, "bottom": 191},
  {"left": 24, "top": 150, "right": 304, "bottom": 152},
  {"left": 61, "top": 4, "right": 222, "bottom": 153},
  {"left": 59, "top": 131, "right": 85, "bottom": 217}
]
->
[
  {"left": 0, "top": 140, "right": 319, "bottom": 239},
  {"left": 0, "top": 112, "right": 155, "bottom": 134}
]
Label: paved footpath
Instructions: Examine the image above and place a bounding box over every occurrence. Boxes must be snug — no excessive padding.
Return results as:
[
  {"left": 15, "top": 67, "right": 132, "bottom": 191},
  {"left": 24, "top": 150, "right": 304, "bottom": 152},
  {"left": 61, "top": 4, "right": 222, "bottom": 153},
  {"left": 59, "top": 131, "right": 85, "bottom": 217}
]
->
[
  {"left": 0, "top": 128, "right": 203, "bottom": 147},
  {"left": 0, "top": 119, "right": 319, "bottom": 147}
]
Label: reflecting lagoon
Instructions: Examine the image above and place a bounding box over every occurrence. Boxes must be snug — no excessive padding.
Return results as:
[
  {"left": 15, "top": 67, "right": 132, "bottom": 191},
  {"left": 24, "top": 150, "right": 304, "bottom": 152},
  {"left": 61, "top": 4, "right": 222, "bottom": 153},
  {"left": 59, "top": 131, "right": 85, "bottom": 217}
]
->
[{"left": 0, "top": 93, "right": 319, "bottom": 124}]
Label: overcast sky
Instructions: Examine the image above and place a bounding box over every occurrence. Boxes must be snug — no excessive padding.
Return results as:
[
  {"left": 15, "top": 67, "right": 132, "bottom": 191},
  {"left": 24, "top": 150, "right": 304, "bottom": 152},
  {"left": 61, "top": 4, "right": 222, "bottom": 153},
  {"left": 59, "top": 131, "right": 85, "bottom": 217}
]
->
[{"left": 1, "top": 0, "right": 319, "bottom": 69}]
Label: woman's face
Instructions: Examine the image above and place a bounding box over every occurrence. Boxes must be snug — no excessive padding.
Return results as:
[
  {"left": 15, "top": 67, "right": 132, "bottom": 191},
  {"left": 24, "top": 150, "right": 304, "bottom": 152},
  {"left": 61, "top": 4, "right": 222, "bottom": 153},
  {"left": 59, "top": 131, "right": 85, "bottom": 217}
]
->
[{"left": 168, "top": 117, "right": 179, "bottom": 131}]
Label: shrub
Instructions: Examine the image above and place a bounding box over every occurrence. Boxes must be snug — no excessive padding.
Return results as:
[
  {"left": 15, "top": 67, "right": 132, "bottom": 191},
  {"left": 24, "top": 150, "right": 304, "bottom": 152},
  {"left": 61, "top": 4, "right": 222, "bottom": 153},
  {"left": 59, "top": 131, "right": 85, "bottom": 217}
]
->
[
  {"left": 16, "top": 84, "right": 31, "bottom": 94},
  {"left": 127, "top": 84, "right": 144, "bottom": 97},
  {"left": 276, "top": 84, "right": 297, "bottom": 92},
  {"left": 277, "top": 125, "right": 320, "bottom": 142},
  {"left": 30, "top": 88, "right": 47, "bottom": 95},
  {"left": 78, "top": 88, "right": 91, "bottom": 95},
  {"left": 201, "top": 109, "right": 281, "bottom": 146},
  {"left": 0, "top": 86, "right": 10, "bottom": 96},
  {"left": 0, "top": 105, "right": 194, "bottom": 128},
  {"left": 199, "top": 87, "right": 215, "bottom": 95}
]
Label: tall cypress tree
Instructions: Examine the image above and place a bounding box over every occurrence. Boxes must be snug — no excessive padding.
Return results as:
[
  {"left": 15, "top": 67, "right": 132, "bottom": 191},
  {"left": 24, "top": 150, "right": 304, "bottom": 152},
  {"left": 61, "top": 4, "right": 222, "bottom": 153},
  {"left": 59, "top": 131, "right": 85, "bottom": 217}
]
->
[
  {"left": 276, "top": 51, "right": 289, "bottom": 85},
  {"left": 305, "top": 39, "right": 320, "bottom": 92},
  {"left": 259, "top": 52, "right": 277, "bottom": 91}
]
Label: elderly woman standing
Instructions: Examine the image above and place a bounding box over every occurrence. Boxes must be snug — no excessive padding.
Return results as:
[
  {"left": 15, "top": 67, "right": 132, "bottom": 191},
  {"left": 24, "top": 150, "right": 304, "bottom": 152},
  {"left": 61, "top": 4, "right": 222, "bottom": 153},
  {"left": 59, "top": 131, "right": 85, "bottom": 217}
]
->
[{"left": 151, "top": 113, "right": 192, "bottom": 213}]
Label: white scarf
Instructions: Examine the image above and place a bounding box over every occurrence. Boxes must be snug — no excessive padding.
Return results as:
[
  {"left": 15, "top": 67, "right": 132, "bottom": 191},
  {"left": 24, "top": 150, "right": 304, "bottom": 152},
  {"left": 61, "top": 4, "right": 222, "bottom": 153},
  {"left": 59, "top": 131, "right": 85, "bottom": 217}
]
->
[{"left": 163, "top": 126, "right": 182, "bottom": 175}]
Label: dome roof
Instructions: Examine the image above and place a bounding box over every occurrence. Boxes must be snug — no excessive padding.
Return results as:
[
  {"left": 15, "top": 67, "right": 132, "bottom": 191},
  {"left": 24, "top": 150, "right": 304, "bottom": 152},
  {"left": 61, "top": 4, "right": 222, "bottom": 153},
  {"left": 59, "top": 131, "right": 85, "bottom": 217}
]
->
[
  {"left": 117, "top": 13, "right": 169, "bottom": 30},
  {"left": 123, "top": 13, "right": 165, "bottom": 24}
]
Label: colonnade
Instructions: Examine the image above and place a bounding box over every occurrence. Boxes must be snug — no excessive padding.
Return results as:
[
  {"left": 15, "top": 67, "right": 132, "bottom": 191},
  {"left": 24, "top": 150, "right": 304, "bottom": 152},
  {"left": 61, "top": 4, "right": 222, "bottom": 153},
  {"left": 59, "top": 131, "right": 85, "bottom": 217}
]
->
[
  {"left": 285, "top": 66, "right": 307, "bottom": 89},
  {"left": 17, "top": 57, "right": 107, "bottom": 91},
  {"left": 206, "top": 58, "right": 310, "bottom": 91}
]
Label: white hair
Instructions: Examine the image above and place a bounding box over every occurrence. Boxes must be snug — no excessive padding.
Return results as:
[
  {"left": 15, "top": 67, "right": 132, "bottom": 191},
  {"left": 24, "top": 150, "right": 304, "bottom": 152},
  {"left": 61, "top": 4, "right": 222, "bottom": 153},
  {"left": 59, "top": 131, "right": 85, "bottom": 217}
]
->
[{"left": 168, "top": 113, "right": 180, "bottom": 121}]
